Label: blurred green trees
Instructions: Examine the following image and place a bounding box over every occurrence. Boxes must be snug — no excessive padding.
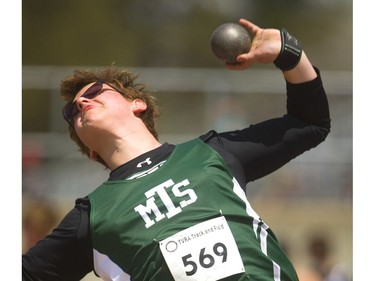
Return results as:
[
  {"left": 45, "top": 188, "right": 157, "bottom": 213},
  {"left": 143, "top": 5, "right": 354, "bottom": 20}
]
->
[{"left": 22, "top": 0, "right": 352, "bottom": 69}]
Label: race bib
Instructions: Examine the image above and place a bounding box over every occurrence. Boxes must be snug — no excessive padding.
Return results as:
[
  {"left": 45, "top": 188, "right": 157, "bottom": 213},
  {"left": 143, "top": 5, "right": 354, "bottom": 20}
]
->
[{"left": 160, "top": 216, "right": 245, "bottom": 281}]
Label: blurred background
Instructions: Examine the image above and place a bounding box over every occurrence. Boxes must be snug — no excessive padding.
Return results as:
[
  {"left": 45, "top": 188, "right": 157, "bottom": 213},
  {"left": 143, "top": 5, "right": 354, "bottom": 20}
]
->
[{"left": 22, "top": 0, "right": 352, "bottom": 280}]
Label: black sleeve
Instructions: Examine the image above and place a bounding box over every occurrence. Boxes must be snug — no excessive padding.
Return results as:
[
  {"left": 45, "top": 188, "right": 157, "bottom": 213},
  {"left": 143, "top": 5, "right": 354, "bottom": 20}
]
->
[
  {"left": 203, "top": 67, "right": 331, "bottom": 182},
  {"left": 22, "top": 197, "right": 93, "bottom": 281}
]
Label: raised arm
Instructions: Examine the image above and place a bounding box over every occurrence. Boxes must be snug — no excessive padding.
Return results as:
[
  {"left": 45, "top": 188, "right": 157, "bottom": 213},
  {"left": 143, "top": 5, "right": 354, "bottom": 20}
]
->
[{"left": 212, "top": 19, "right": 331, "bottom": 182}]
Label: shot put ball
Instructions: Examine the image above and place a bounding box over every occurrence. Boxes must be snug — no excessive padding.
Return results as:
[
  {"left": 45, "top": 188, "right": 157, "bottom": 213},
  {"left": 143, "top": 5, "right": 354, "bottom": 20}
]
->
[{"left": 210, "top": 23, "right": 252, "bottom": 64}]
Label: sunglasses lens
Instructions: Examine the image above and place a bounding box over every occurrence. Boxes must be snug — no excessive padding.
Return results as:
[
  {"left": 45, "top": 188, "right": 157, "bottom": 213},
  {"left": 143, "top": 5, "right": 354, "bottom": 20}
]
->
[
  {"left": 63, "top": 81, "right": 104, "bottom": 125},
  {"left": 63, "top": 102, "right": 77, "bottom": 121},
  {"left": 82, "top": 82, "right": 103, "bottom": 99}
]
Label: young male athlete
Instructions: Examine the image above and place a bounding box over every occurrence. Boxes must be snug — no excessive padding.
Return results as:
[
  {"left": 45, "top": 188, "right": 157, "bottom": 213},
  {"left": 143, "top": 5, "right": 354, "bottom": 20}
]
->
[{"left": 22, "top": 18, "right": 331, "bottom": 281}]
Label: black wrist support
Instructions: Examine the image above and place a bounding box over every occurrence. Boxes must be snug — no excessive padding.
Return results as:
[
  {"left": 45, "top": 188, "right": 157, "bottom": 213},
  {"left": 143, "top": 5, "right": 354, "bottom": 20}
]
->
[{"left": 273, "top": 28, "right": 302, "bottom": 71}]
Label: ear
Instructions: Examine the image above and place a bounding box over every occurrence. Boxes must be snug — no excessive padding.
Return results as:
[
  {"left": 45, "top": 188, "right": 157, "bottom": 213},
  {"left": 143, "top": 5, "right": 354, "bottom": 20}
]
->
[
  {"left": 132, "top": 99, "right": 147, "bottom": 115},
  {"left": 89, "top": 150, "right": 98, "bottom": 161}
]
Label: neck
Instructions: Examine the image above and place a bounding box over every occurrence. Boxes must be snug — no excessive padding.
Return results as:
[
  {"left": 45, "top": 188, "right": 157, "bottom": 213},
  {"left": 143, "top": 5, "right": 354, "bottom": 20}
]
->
[{"left": 93, "top": 130, "right": 162, "bottom": 171}]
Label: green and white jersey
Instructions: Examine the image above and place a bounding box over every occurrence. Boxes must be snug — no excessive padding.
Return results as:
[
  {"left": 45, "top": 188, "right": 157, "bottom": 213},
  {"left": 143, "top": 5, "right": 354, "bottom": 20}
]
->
[{"left": 89, "top": 138, "right": 299, "bottom": 281}]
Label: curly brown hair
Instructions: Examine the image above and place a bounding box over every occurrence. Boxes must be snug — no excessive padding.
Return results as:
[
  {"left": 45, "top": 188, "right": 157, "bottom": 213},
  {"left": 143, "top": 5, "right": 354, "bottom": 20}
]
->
[{"left": 60, "top": 65, "right": 160, "bottom": 168}]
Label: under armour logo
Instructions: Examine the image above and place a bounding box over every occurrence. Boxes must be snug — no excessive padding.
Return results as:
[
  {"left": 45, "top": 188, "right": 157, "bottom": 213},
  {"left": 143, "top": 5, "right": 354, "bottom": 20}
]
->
[{"left": 137, "top": 157, "right": 152, "bottom": 168}]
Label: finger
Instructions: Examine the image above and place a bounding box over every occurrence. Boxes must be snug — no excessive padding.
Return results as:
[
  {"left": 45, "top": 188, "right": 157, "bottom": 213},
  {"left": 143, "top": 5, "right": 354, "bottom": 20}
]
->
[
  {"left": 225, "top": 60, "right": 252, "bottom": 70},
  {"left": 225, "top": 63, "right": 251, "bottom": 71},
  {"left": 238, "top": 18, "right": 261, "bottom": 35},
  {"left": 237, "top": 51, "right": 258, "bottom": 65}
]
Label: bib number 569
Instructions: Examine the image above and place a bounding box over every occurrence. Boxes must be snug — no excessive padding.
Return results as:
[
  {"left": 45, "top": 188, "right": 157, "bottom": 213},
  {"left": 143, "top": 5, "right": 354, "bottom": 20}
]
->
[{"left": 182, "top": 242, "right": 227, "bottom": 276}]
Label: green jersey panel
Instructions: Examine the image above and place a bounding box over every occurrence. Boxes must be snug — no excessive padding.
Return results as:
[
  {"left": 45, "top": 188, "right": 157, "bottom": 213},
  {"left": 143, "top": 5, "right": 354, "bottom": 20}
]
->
[{"left": 89, "top": 138, "right": 299, "bottom": 281}]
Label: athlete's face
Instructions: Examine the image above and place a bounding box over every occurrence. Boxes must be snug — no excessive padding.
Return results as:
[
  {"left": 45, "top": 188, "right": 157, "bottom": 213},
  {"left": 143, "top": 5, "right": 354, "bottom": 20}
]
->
[{"left": 70, "top": 82, "right": 146, "bottom": 148}]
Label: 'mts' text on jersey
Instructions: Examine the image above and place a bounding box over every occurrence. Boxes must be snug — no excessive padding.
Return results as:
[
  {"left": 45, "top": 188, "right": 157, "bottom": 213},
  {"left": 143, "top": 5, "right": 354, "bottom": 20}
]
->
[{"left": 134, "top": 179, "right": 197, "bottom": 228}]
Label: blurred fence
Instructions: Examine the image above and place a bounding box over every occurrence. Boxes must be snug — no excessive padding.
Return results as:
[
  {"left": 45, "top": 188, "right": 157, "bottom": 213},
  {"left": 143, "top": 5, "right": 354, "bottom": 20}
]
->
[{"left": 22, "top": 65, "right": 352, "bottom": 199}]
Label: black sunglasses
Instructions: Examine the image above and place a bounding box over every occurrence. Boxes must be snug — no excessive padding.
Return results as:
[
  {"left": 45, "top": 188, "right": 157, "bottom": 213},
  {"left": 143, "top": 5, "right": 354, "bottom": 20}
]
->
[{"left": 62, "top": 81, "right": 104, "bottom": 127}]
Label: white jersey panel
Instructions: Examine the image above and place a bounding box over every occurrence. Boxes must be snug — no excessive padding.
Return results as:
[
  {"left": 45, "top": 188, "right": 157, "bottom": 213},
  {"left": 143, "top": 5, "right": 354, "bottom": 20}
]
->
[{"left": 93, "top": 249, "right": 131, "bottom": 281}]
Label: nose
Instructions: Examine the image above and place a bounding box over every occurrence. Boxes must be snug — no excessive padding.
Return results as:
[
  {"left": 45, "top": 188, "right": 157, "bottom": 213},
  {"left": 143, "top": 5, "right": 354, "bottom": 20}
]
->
[{"left": 75, "top": 96, "right": 91, "bottom": 112}]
